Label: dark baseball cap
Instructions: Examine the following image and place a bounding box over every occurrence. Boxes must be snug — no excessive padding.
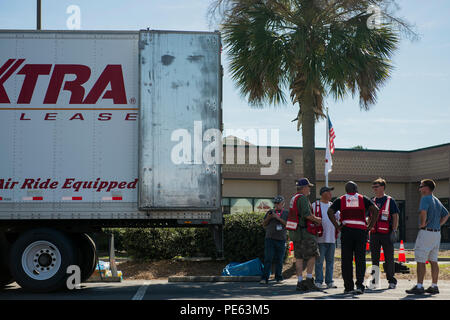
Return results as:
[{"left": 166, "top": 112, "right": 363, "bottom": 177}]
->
[
  {"left": 273, "top": 196, "right": 285, "bottom": 204},
  {"left": 319, "top": 186, "right": 334, "bottom": 195},
  {"left": 296, "top": 178, "right": 314, "bottom": 187}
]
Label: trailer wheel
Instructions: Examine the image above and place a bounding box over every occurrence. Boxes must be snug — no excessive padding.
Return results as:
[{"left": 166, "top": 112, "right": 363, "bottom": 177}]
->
[
  {"left": 9, "top": 228, "right": 77, "bottom": 292},
  {"left": 0, "top": 232, "right": 14, "bottom": 288},
  {"left": 73, "top": 233, "right": 97, "bottom": 283}
]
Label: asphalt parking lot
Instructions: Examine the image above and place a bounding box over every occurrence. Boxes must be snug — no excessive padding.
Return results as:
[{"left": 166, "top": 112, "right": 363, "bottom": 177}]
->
[{"left": 1, "top": 278, "right": 449, "bottom": 300}]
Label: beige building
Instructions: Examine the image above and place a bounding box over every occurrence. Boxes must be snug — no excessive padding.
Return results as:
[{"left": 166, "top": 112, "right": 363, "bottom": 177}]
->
[{"left": 222, "top": 141, "right": 450, "bottom": 242}]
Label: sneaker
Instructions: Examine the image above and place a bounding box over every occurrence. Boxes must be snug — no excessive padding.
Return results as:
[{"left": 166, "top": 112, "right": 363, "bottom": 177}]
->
[
  {"left": 327, "top": 282, "right": 338, "bottom": 289},
  {"left": 259, "top": 279, "right": 268, "bottom": 285},
  {"left": 388, "top": 283, "right": 396, "bottom": 289},
  {"left": 296, "top": 280, "right": 307, "bottom": 291},
  {"left": 315, "top": 282, "right": 327, "bottom": 289},
  {"left": 425, "top": 286, "right": 439, "bottom": 294},
  {"left": 343, "top": 289, "right": 354, "bottom": 294},
  {"left": 275, "top": 278, "right": 283, "bottom": 284},
  {"left": 405, "top": 285, "right": 425, "bottom": 295},
  {"left": 354, "top": 286, "right": 365, "bottom": 295}
]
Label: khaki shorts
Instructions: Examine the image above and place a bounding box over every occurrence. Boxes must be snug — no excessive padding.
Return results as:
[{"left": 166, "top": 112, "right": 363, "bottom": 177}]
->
[
  {"left": 414, "top": 229, "right": 441, "bottom": 263},
  {"left": 294, "top": 238, "right": 319, "bottom": 260}
]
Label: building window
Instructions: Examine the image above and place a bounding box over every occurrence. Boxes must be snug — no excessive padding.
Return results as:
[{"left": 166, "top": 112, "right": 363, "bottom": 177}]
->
[
  {"left": 254, "top": 199, "right": 274, "bottom": 213},
  {"left": 230, "top": 198, "right": 253, "bottom": 214},
  {"left": 222, "top": 198, "right": 231, "bottom": 215},
  {"left": 222, "top": 197, "right": 277, "bottom": 214}
]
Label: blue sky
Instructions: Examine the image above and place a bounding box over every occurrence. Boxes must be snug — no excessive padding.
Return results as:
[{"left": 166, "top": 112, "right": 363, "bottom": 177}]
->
[{"left": 1, "top": 0, "right": 449, "bottom": 150}]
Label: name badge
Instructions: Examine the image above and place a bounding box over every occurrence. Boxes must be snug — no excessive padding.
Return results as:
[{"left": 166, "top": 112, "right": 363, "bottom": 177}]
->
[
  {"left": 381, "top": 210, "right": 389, "bottom": 221},
  {"left": 276, "top": 224, "right": 283, "bottom": 231}
]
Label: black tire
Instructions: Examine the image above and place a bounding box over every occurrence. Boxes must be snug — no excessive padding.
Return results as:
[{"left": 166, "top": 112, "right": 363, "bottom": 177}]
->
[
  {"left": 72, "top": 233, "right": 97, "bottom": 283},
  {"left": 0, "top": 232, "right": 14, "bottom": 288},
  {"left": 9, "top": 228, "right": 77, "bottom": 292}
]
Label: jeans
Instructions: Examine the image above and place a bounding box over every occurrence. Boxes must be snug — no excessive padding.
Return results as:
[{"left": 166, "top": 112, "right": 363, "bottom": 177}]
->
[
  {"left": 370, "top": 232, "right": 397, "bottom": 284},
  {"left": 314, "top": 243, "right": 336, "bottom": 285},
  {"left": 262, "top": 238, "right": 286, "bottom": 281},
  {"left": 341, "top": 227, "right": 368, "bottom": 291}
]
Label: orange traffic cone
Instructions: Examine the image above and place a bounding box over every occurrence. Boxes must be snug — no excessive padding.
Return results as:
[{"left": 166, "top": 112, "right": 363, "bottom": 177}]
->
[
  {"left": 288, "top": 241, "right": 294, "bottom": 258},
  {"left": 380, "top": 247, "right": 385, "bottom": 262},
  {"left": 398, "top": 240, "right": 406, "bottom": 263}
]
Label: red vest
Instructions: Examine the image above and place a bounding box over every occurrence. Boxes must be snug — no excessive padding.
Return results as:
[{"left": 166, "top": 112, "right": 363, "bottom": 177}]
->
[
  {"left": 307, "top": 201, "right": 323, "bottom": 237},
  {"left": 340, "top": 193, "right": 367, "bottom": 230},
  {"left": 371, "top": 196, "right": 392, "bottom": 235},
  {"left": 286, "top": 193, "right": 303, "bottom": 230}
]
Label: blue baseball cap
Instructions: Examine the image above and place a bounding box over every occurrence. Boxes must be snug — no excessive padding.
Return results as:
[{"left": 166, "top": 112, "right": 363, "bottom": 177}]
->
[{"left": 296, "top": 178, "right": 314, "bottom": 187}]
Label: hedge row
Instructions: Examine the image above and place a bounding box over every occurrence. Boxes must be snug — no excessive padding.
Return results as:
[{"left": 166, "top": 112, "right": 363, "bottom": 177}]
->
[{"left": 103, "top": 212, "right": 288, "bottom": 262}]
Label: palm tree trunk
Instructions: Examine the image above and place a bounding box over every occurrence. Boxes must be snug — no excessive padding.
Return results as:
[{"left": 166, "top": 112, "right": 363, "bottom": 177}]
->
[{"left": 300, "top": 95, "right": 316, "bottom": 202}]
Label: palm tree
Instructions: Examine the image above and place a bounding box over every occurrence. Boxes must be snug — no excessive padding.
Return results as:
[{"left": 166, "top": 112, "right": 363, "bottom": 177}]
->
[{"left": 210, "top": 0, "right": 414, "bottom": 201}]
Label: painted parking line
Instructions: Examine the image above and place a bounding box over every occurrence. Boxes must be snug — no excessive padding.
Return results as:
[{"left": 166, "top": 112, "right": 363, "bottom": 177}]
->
[{"left": 131, "top": 281, "right": 150, "bottom": 300}]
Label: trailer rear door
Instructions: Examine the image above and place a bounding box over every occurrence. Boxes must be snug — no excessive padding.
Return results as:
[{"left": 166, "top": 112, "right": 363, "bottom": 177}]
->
[{"left": 138, "top": 30, "right": 222, "bottom": 211}]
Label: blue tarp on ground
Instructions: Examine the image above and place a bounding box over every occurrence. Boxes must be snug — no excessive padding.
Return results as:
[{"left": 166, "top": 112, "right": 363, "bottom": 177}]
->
[{"left": 221, "top": 258, "right": 264, "bottom": 276}]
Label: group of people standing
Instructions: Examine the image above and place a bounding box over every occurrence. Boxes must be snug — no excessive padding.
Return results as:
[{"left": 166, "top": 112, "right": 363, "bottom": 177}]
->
[{"left": 261, "top": 177, "right": 449, "bottom": 295}]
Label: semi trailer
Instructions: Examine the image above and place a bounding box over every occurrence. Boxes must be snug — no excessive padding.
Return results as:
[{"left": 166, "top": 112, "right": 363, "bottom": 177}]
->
[{"left": 0, "top": 29, "right": 223, "bottom": 292}]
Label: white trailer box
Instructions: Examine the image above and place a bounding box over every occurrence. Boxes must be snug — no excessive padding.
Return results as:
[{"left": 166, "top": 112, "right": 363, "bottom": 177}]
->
[{"left": 0, "top": 30, "right": 223, "bottom": 292}]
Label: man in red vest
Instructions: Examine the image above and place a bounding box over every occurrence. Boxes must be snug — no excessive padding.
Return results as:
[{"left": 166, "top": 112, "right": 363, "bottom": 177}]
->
[
  {"left": 286, "top": 178, "right": 322, "bottom": 292},
  {"left": 327, "top": 181, "right": 379, "bottom": 294},
  {"left": 370, "top": 178, "right": 400, "bottom": 289}
]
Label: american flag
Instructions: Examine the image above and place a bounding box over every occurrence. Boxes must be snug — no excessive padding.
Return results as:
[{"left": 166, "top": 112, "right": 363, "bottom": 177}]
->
[{"left": 328, "top": 116, "right": 336, "bottom": 154}]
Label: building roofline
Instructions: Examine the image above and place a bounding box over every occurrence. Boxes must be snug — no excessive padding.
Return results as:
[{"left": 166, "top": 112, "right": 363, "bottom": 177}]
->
[{"left": 223, "top": 142, "right": 450, "bottom": 153}]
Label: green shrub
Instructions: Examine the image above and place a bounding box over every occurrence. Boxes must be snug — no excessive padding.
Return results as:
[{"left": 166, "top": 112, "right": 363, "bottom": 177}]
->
[
  {"left": 117, "top": 212, "right": 289, "bottom": 263},
  {"left": 121, "top": 228, "right": 175, "bottom": 261},
  {"left": 121, "top": 227, "right": 216, "bottom": 261},
  {"left": 223, "top": 212, "right": 266, "bottom": 262}
]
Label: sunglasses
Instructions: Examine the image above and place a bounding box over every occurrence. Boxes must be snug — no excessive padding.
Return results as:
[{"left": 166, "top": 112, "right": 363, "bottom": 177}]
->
[{"left": 372, "top": 185, "right": 381, "bottom": 189}]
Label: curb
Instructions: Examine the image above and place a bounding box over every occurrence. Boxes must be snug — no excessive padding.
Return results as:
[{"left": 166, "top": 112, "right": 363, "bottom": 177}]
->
[
  {"left": 168, "top": 276, "right": 261, "bottom": 282},
  {"left": 86, "top": 276, "right": 123, "bottom": 283},
  {"left": 334, "top": 258, "right": 450, "bottom": 262}
]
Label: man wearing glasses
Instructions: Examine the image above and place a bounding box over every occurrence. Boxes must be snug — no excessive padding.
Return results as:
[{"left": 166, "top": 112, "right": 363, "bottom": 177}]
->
[
  {"left": 406, "top": 179, "right": 449, "bottom": 295},
  {"left": 369, "top": 178, "right": 400, "bottom": 289}
]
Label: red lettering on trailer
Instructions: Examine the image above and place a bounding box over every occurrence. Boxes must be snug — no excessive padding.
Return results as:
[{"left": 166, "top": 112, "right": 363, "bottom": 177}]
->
[
  {"left": 98, "top": 113, "right": 112, "bottom": 121},
  {"left": 69, "top": 113, "right": 84, "bottom": 121},
  {"left": 18, "top": 112, "right": 139, "bottom": 121},
  {"left": 0, "top": 59, "right": 128, "bottom": 105},
  {"left": 82, "top": 65, "right": 127, "bottom": 104},
  {"left": 125, "top": 113, "right": 137, "bottom": 121},
  {"left": 44, "top": 113, "right": 57, "bottom": 120},
  {"left": 43, "top": 65, "right": 91, "bottom": 104},
  {"left": 17, "top": 64, "right": 52, "bottom": 103},
  {"left": 0, "top": 59, "right": 25, "bottom": 103},
  {"left": 20, "top": 113, "right": 31, "bottom": 120}
]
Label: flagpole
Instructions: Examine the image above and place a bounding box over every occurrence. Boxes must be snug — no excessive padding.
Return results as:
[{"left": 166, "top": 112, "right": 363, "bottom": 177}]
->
[{"left": 325, "top": 107, "right": 329, "bottom": 187}]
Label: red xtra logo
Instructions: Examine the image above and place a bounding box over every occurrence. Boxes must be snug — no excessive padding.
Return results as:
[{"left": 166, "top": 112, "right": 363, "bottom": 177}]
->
[{"left": 0, "top": 59, "right": 128, "bottom": 104}]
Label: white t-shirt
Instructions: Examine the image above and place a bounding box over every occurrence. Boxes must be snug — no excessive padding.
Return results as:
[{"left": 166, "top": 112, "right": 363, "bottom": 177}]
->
[{"left": 312, "top": 200, "right": 340, "bottom": 244}]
